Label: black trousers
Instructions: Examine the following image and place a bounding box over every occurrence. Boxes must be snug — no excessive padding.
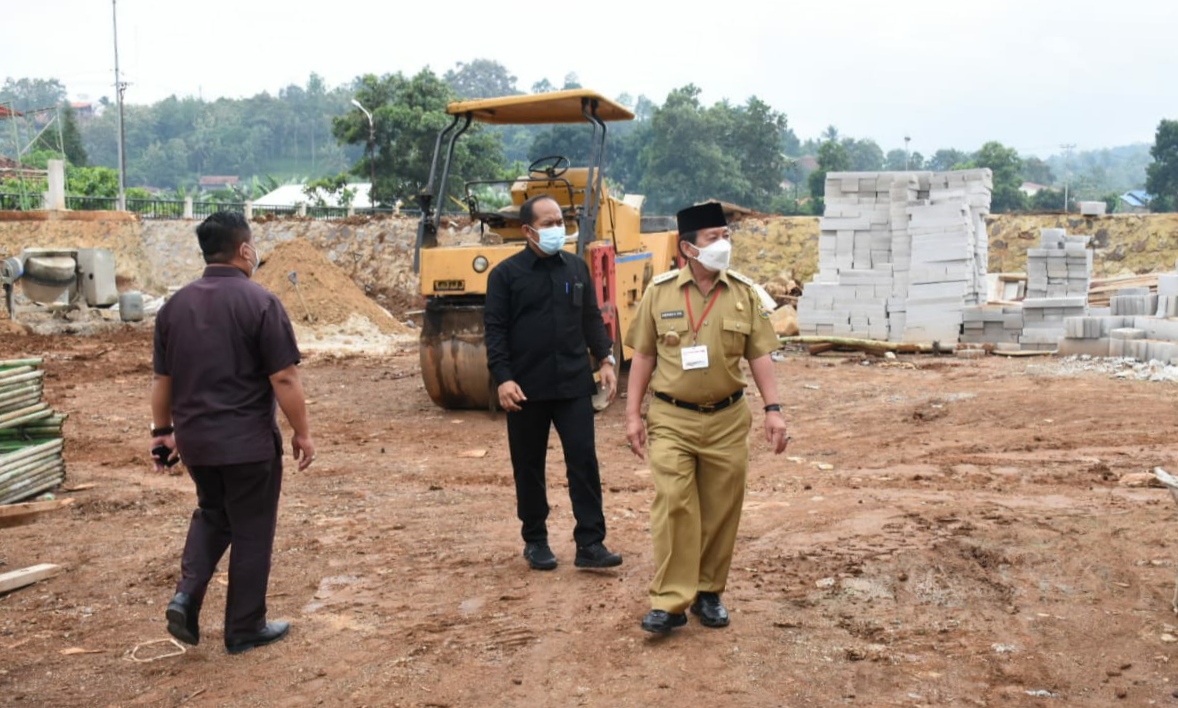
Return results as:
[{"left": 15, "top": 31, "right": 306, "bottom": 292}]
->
[
  {"left": 177, "top": 455, "right": 283, "bottom": 642},
  {"left": 506, "top": 396, "right": 606, "bottom": 547}
]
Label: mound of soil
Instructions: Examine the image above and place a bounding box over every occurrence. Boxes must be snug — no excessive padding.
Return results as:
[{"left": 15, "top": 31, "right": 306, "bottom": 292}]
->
[{"left": 254, "top": 238, "right": 410, "bottom": 336}]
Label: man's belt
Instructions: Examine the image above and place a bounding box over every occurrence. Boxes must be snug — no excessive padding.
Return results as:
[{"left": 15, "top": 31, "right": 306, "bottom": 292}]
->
[{"left": 654, "top": 389, "right": 744, "bottom": 413}]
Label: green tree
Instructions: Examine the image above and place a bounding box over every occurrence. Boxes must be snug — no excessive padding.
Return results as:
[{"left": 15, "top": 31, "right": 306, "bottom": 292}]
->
[
  {"left": 807, "top": 140, "right": 852, "bottom": 212},
  {"left": 66, "top": 166, "right": 119, "bottom": 197},
  {"left": 841, "top": 138, "right": 884, "bottom": 171},
  {"left": 721, "top": 96, "right": 790, "bottom": 210},
  {"left": 927, "top": 148, "right": 970, "bottom": 171},
  {"left": 968, "top": 141, "right": 1026, "bottom": 213},
  {"left": 885, "top": 149, "right": 907, "bottom": 171},
  {"left": 1021, "top": 156, "right": 1053, "bottom": 185},
  {"left": 1030, "top": 188, "right": 1065, "bottom": 211},
  {"left": 1146, "top": 119, "right": 1178, "bottom": 212},
  {"left": 531, "top": 78, "right": 557, "bottom": 94},
  {"left": 443, "top": 59, "right": 519, "bottom": 99},
  {"left": 332, "top": 69, "right": 505, "bottom": 206},
  {"left": 0, "top": 77, "right": 67, "bottom": 112},
  {"left": 638, "top": 85, "right": 747, "bottom": 213},
  {"left": 59, "top": 102, "right": 88, "bottom": 166}
]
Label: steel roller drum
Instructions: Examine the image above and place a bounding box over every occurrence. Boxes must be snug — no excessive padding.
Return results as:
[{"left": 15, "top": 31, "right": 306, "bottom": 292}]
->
[{"left": 419, "top": 300, "right": 495, "bottom": 410}]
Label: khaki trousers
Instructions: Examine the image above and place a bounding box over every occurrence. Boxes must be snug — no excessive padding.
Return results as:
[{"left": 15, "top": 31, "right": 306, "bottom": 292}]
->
[{"left": 646, "top": 396, "right": 751, "bottom": 612}]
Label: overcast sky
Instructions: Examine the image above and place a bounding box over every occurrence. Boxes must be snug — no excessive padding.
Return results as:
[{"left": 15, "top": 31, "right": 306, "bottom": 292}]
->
[{"left": 5, "top": 0, "right": 1176, "bottom": 159}]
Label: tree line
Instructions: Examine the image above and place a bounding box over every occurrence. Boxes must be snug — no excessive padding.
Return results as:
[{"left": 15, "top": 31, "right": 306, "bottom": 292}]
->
[{"left": 0, "top": 63, "right": 1161, "bottom": 215}]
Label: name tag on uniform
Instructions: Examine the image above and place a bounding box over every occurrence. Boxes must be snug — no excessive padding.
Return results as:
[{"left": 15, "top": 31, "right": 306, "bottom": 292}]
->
[{"left": 681, "top": 345, "right": 709, "bottom": 370}]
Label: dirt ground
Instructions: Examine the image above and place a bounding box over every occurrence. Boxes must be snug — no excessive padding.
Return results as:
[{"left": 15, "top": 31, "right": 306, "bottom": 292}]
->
[{"left": 6, "top": 328, "right": 1178, "bottom": 707}]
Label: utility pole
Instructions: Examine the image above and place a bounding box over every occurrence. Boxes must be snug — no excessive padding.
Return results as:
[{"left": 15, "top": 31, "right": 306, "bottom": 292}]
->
[
  {"left": 1060, "top": 143, "right": 1076, "bottom": 213},
  {"left": 111, "top": 0, "right": 127, "bottom": 211},
  {"left": 351, "top": 99, "right": 376, "bottom": 210},
  {"left": 904, "top": 135, "right": 911, "bottom": 171}
]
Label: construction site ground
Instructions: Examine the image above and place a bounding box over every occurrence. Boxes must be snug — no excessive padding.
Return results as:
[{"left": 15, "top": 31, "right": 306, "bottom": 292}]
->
[{"left": 5, "top": 328, "right": 1178, "bottom": 707}]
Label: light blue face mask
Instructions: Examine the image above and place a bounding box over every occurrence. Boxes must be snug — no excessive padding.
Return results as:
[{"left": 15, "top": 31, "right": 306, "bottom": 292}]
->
[{"left": 531, "top": 224, "right": 567, "bottom": 255}]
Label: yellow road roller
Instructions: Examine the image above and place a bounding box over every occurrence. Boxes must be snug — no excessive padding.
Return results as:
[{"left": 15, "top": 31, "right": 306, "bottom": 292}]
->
[{"left": 414, "top": 89, "right": 678, "bottom": 410}]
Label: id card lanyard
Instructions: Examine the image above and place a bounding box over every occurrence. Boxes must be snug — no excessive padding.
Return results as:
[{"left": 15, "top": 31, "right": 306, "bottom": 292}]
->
[
  {"left": 682, "top": 284, "right": 721, "bottom": 371},
  {"left": 684, "top": 284, "right": 722, "bottom": 345}
]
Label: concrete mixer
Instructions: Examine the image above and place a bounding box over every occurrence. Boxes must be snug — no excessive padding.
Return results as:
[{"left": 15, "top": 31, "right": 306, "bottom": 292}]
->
[{"left": 1, "top": 248, "right": 118, "bottom": 320}]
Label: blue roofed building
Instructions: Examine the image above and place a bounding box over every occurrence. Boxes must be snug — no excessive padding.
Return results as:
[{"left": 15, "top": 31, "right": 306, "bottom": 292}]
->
[{"left": 1120, "top": 189, "right": 1153, "bottom": 214}]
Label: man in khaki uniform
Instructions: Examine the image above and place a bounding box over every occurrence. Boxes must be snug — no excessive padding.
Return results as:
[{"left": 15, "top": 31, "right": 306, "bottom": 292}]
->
[{"left": 625, "top": 202, "right": 789, "bottom": 634}]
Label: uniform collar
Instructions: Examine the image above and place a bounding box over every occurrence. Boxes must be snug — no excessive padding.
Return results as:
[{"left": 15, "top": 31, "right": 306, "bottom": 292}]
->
[
  {"left": 202, "top": 265, "right": 249, "bottom": 279},
  {"left": 676, "top": 264, "right": 729, "bottom": 290}
]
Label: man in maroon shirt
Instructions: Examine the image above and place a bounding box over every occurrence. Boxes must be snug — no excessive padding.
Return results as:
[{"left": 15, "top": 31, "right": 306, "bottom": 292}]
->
[{"left": 150, "top": 211, "right": 316, "bottom": 654}]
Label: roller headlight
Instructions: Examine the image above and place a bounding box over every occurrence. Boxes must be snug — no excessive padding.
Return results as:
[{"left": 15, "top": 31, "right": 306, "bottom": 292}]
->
[{"left": 472, "top": 255, "right": 490, "bottom": 273}]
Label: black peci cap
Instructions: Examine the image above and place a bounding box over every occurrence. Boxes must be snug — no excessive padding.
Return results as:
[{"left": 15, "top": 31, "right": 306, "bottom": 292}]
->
[{"left": 676, "top": 202, "right": 727, "bottom": 234}]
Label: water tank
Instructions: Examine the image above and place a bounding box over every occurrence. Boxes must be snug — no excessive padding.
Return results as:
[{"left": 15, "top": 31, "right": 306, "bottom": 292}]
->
[
  {"left": 118, "top": 291, "right": 144, "bottom": 322},
  {"left": 75, "top": 249, "right": 118, "bottom": 306}
]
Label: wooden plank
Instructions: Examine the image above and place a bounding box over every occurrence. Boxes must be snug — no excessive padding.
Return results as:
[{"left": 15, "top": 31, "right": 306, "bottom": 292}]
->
[
  {"left": 0, "top": 498, "right": 74, "bottom": 529},
  {"left": 0, "top": 563, "right": 62, "bottom": 594}
]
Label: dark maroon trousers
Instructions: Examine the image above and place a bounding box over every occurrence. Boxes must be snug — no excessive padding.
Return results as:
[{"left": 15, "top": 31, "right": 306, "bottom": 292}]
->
[{"left": 176, "top": 455, "right": 283, "bottom": 642}]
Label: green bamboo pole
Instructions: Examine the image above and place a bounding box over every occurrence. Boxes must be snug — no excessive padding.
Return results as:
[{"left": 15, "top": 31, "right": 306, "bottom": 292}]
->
[
  {"left": 0, "top": 403, "right": 49, "bottom": 425},
  {"left": 0, "top": 358, "right": 43, "bottom": 369},
  {"left": 0, "top": 428, "right": 62, "bottom": 440},
  {"left": 0, "top": 371, "right": 44, "bottom": 388},
  {"left": 0, "top": 366, "right": 35, "bottom": 380},
  {"left": 0, "top": 451, "right": 64, "bottom": 484},
  {"left": 0, "top": 378, "right": 42, "bottom": 394},
  {"left": 0, "top": 475, "right": 67, "bottom": 505},
  {"left": 1, "top": 476, "right": 67, "bottom": 505},
  {"left": 0, "top": 410, "right": 54, "bottom": 431},
  {"left": 0, "top": 383, "right": 42, "bottom": 400},
  {"left": 0, "top": 394, "right": 42, "bottom": 414},
  {"left": 0, "top": 465, "right": 65, "bottom": 504},
  {"left": 0, "top": 439, "right": 63, "bottom": 466},
  {"left": 0, "top": 458, "right": 63, "bottom": 491}
]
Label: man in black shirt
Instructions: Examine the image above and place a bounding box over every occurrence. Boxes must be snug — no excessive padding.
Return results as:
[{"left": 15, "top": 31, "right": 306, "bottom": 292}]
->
[
  {"left": 151, "top": 211, "right": 316, "bottom": 654},
  {"left": 485, "top": 194, "right": 622, "bottom": 571}
]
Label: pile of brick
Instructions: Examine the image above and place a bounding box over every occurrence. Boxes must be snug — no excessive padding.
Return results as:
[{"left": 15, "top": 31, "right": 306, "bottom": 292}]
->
[
  {"left": 797, "top": 169, "right": 992, "bottom": 343},
  {"left": 1060, "top": 274, "right": 1178, "bottom": 362},
  {"left": 1018, "top": 229, "right": 1093, "bottom": 351}
]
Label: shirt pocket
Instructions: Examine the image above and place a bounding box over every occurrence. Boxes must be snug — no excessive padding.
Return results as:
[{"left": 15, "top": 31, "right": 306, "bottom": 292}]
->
[
  {"left": 721, "top": 317, "right": 751, "bottom": 356},
  {"left": 656, "top": 319, "right": 685, "bottom": 348}
]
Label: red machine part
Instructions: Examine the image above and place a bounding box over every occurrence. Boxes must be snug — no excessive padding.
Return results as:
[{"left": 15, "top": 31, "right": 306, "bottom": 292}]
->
[{"left": 587, "top": 243, "right": 618, "bottom": 346}]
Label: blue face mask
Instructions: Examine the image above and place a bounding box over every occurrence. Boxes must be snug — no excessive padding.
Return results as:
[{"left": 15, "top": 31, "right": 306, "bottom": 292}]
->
[{"left": 530, "top": 224, "right": 567, "bottom": 255}]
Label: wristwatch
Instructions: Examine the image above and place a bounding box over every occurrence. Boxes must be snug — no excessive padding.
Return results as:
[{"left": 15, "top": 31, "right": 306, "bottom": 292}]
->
[
  {"left": 763, "top": 404, "right": 782, "bottom": 413},
  {"left": 151, "top": 425, "right": 174, "bottom": 436},
  {"left": 602, "top": 355, "right": 617, "bottom": 367}
]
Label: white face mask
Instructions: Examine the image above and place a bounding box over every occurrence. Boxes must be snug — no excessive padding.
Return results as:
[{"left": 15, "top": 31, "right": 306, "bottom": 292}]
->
[
  {"left": 690, "top": 238, "right": 731, "bottom": 272},
  {"left": 529, "top": 225, "right": 567, "bottom": 255}
]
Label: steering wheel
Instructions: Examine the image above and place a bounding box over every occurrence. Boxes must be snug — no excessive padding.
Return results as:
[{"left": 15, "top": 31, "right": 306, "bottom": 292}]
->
[{"left": 527, "top": 155, "right": 571, "bottom": 178}]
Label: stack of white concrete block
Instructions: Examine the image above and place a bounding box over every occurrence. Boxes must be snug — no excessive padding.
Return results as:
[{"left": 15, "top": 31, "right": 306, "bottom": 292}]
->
[
  {"left": 1058, "top": 278, "right": 1178, "bottom": 360},
  {"left": 797, "top": 169, "right": 992, "bottom": 344},
  {"left": 960, "top": 305, "right": 1023, "bottom": 345},
  {"left": 1111, "top": 287, "right": 1159, "bottom": 316},
  {"left": 1157, "top": 274, "right": 1178, "bottom": 317},
  {"left": 1019, "top": 229, "right": 1091, "bottom": 351}
]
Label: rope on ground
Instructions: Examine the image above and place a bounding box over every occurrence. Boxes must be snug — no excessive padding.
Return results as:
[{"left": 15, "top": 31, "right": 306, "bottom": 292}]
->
[{"left": 126, "top": 637, "right": 187, "bottom": 663}]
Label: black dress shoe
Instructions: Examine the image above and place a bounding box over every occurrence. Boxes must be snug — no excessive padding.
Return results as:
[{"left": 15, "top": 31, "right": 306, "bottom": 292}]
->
[
  {"left": 574, "top": 542, "right": 622, "bottom": 568},
  {"left": 165, "top": 592, "right": 200, "bottom": 646},
  {"left": 523, "top": 542, "right": 557, "bottom": 571},
  {"left": 225, "top": 620, "right": 291, "bottom": 655},
  {"left": 690, "top": 591, "right": 730, "bottom": 628},
  {"left": 640, "top": 609, "right": 687, "bottom": 634}
]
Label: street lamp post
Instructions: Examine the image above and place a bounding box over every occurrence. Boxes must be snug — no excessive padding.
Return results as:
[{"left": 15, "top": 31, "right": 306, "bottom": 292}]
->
[
  {"left": 112, "top": 0, "right": 127, "bottom": 211},
  {"left": 904, "top": 135, "right": 911, "bottom": 171},
  {"left": 351, "top": 99, "right": 376, "bottom": 210}
]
